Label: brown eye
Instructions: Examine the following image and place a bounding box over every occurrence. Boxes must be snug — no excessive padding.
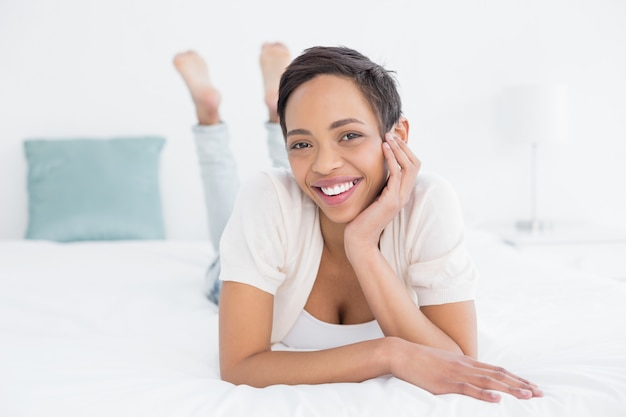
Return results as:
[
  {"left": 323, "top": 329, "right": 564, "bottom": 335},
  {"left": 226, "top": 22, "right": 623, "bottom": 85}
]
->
[
  {"left": 340, "top": 133, "right": 361, "bottom": 141},
  {"left": 290, "top": 142, "right": 310, "bottom": 150}
]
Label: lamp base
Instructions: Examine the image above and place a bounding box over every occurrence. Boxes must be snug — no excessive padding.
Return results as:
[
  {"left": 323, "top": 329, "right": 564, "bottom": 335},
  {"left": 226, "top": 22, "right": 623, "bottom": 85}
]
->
[{"left": 515, "top": 219, "right": 555, "bottom": 235}]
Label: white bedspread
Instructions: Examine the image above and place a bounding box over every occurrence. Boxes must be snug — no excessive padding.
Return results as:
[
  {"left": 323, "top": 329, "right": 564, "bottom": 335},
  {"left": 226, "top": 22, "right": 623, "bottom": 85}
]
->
[{"left": 1, "top": 231, "right": 625, "bottom": 416}]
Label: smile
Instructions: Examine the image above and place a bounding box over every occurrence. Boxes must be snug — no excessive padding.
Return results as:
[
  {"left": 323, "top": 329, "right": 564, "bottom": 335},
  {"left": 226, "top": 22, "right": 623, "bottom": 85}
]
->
[
  {"left": 320, "top": 180, "right": 357, "bottom": 196},
  {"left": 312, "top": 178, "right": 361, "bottom": 207}
]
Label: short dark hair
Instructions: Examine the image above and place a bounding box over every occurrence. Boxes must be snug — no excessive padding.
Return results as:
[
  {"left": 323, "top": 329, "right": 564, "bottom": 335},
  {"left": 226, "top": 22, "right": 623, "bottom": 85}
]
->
[{"left": 277, "top": 46, "right": 402, "bottom": 138}]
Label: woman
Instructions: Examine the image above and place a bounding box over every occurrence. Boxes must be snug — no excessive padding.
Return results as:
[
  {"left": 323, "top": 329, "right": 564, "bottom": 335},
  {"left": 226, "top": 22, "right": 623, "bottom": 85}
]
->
[{"left": 174, "top": 42, "right": 543, "bottom": 402}]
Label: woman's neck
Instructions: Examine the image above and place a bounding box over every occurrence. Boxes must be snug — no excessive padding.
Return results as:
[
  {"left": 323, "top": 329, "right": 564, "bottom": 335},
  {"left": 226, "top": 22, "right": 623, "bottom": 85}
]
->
[{"left": 319, "top": 212, "right": 347, "bottom": 257}]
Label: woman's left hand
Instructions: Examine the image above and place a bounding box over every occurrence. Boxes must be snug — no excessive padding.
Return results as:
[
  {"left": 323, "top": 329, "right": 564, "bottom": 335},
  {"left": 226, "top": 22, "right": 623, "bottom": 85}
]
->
[{"left": 344, "top": 133, "right": 420, "bottom": 253}]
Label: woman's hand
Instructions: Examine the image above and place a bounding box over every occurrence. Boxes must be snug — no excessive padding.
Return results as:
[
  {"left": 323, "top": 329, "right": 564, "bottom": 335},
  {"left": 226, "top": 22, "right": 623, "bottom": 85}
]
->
[
  {"left": 344, "top": 133, "right": 421, "bottom": 253},
  {"left": 389, "top": 337, "right": 543, "bottom": 402}
]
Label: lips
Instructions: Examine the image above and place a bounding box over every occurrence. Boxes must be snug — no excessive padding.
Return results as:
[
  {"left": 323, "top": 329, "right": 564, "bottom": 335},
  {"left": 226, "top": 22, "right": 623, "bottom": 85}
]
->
[{"left": 312, "top": 177, "right": 361, "bottom": 206}]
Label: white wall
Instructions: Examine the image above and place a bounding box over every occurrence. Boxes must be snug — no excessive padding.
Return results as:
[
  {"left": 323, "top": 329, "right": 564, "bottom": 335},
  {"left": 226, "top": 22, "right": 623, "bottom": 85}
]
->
[{"left": 1, "top": 0, "right": 625, "bottom": 240}]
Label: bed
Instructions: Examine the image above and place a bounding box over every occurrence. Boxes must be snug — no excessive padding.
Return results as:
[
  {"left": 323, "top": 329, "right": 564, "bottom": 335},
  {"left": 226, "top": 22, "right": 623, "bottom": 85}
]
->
[{"left": 1, "top": 229, "right": 625, "bottom": 417}]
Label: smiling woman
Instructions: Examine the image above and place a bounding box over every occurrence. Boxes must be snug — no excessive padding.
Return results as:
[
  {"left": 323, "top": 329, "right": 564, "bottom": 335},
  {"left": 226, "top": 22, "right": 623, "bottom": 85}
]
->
[
  {"left": 174, "top": 42, "right": 543, "bottom": 402},
  {"left": 284, "top": 75, "right": 395, "bottom": 224}
]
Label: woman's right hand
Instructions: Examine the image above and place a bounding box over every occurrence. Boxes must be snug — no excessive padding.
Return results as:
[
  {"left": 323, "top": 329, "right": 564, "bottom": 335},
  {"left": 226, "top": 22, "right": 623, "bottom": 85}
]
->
[{"left": 388, "top": 337, "right": 543, "bottom": 402}]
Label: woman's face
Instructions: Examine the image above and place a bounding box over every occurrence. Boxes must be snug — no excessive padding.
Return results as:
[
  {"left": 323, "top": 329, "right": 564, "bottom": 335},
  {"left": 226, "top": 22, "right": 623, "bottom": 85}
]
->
[{"left": 284, "top": 74, "right": 388, "bottom": 225}]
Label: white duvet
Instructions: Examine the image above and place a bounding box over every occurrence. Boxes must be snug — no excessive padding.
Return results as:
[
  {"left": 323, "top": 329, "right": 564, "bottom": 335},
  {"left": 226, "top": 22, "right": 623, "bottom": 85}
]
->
[{"left": 1, "top": 231, "right": 625, "bottom": 417}]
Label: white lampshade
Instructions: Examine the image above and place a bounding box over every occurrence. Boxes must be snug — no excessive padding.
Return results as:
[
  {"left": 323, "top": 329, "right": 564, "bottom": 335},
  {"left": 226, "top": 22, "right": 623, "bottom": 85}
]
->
[{"left": 498, "top": 83, "right": 569, "bottom": 144}]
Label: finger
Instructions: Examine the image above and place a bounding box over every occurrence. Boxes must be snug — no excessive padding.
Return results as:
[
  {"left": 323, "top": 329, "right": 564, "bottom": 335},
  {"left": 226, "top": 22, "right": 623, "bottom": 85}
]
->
[
  {"left": 386, "top": 137, "right": 419, "bottom": 193},
  {"left": 468, "top": 373, "right": 534, "bottom": 400},
  {"left": 454, "top": 382, "right": 502, "bottom": 403},
  {"left": 386, "top": 136, "right": 418, "bottom": 196},
  {"left": 386, "top": 135, "right": 414, "bottom": 171},
  {"left": 471, "top": 362, "right": 543, "bottom": 396},
  {"left": 389, "top": 134, "right": 421, "bottom": 167},
  {"left": 382, "top": 137, "right": 402, "bottom": 186},
  {"left": 472, "top": 361, "right": 533, "bottom": 385}
]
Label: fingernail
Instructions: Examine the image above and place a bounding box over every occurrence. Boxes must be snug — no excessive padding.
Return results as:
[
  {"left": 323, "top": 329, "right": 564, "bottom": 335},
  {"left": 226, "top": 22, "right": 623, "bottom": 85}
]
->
[{"left": 520, "top": 389, "right": 532, "bottom": 398}]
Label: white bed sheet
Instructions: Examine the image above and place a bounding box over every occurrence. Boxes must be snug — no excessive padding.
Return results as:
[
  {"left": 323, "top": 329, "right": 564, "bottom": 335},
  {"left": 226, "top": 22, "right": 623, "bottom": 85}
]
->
[{"left": 0, "top": 231, "right": 625, "bottom": 417}]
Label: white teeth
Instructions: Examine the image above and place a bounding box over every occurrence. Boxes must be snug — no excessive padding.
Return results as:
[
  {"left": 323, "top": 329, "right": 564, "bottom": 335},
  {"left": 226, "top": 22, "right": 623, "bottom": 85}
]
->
[{"left": 320, "top": 181, "right": 355, "bottom": 196}]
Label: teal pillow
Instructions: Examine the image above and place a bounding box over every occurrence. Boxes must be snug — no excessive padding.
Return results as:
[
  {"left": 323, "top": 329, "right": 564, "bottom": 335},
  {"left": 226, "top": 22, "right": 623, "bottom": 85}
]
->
[{"left": 24, "top": 137, "right": 166, "bottom": 242}]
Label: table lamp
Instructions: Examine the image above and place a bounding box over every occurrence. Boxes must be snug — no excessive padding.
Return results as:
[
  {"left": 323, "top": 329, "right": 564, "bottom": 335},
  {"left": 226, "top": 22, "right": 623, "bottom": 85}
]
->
[{"left": 498, "top": 83, "right": 569, "bottom": 233}]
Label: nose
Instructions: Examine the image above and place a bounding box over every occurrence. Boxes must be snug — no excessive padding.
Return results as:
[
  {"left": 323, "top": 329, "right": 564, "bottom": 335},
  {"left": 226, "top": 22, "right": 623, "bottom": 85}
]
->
[{"left": 311, "top": 144, "right": 343, "bottom": 174}]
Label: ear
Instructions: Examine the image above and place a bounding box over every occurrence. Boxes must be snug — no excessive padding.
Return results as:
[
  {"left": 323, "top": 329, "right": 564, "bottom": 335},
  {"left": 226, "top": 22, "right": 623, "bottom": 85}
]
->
[{"left": 391, "top": 117, "right": 410, "bottom": 144}]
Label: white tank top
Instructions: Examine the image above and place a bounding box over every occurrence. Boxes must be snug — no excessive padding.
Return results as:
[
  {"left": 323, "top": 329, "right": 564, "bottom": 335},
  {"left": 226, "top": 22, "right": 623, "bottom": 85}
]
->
[{"left": 281, "top": 309, "right": 385, "bottom": 350}]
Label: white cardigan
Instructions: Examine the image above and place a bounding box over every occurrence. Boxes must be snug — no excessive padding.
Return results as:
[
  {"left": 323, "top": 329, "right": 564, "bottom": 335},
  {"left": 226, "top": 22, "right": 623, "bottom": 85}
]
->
[{"left": 219, "top": 168, "right": 477, "bottom": 344}]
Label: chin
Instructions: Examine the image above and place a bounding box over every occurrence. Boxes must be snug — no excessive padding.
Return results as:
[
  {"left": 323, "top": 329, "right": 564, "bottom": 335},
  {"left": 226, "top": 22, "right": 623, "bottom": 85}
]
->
[{"left": 319, "top": 206, "right": 361, "bottom": 225}]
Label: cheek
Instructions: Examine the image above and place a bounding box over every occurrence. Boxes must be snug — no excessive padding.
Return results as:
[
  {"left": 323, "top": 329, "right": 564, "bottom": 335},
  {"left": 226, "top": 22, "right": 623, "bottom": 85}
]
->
[
  {"left": 358, "top": 145, "right": 386, "bottom": 174},
  {"left": 367, "top": 153, "right": 390, "bottom": 188},
  {"left": 287, "top": 157, "right": 310, "bottom": 190}
]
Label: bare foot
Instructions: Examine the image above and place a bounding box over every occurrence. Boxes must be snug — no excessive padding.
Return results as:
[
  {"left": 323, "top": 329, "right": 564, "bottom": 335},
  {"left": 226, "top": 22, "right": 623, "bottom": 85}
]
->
[
  {"left": 260, "top": 42, "right": 291, "bottom": 123},
  {"left": 173, "top": 50, "right": 221, "bottom": 125}
]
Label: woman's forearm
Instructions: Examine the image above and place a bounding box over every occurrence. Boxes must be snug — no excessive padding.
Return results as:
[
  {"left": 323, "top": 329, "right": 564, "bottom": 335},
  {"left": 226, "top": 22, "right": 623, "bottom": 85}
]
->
[
  {"left": 221, "top": 337, "right": 392, "bottom": 387},
  {"left": 221, "top": 336, "right": 542, "bottom": 402},
  {"left": 346, "top": 246, "right": 463, "bottom": 354}
]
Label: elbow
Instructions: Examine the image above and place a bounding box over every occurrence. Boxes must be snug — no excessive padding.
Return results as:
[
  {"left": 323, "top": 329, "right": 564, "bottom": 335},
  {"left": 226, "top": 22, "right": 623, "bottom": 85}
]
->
[
  {"left": 220, "top": 363, "right": 249, "bottom": 386},
  {"left": 219, "top": 367, "right": 238, "bottom": 385},
  {"left": 219, "top": 360, "right": 269, "bottom": 388},
  {"left": 219, "top": 357, "right": 241, "bottom": 385}
]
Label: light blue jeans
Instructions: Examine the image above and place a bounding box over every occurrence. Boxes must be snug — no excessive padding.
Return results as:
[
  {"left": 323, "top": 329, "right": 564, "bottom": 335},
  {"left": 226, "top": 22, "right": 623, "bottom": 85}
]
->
[{"left": 193, "top": 122, "right": 288, "bottom": 303}]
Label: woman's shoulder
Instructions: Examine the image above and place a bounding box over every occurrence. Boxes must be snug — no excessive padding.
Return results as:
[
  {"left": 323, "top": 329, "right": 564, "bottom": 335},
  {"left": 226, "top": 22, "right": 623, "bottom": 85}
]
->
[
  {"left": 239, "top": 167, "right": 315, "bottom": 213},
  {"left": 399, "top": 171, "right": 464, "bottom": 230},
  {"left": 262, "top": 167, "right": 301, "bottom": 192},
  {"left": 238, "top": 167, "right": 290, "bottom": 194},
  {"left": 411, "top": 171, "right": 458, "bottom": 202},
  {"left": 414, "top": 170, "right": 452, "bottom": 188}
]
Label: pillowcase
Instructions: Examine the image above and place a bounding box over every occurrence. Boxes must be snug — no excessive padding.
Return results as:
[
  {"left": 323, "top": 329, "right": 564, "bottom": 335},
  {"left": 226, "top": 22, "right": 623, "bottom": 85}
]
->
[{"left": 24, "top": 136, "right": 166, "bottom": 242}]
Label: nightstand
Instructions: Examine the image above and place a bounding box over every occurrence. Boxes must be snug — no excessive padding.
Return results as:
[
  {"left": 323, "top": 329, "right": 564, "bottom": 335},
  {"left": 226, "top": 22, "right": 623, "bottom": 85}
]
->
[{"left": 490, "top": 221, "right": 626, "bottom": 282}]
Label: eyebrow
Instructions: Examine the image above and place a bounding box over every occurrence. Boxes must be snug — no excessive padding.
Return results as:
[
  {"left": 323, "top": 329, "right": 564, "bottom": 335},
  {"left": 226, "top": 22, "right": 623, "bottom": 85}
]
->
[
  {"left": 329, "top": 118, "right": 365, "bottom": 130},
  {"left": 286, "top": 118, "right": 365, "bottom": 137},
  {"left": 286, "top": 128, "right": 312, "bottom": 137}
]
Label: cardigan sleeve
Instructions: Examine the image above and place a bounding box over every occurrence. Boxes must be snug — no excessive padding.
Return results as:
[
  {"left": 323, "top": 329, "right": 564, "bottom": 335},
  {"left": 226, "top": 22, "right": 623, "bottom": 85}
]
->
[
  {"left": 405, "top": 173, "right": 478, "bottom": 306},
  {"left": 219, "top": 170, "right": 288, "bottom": 295}
]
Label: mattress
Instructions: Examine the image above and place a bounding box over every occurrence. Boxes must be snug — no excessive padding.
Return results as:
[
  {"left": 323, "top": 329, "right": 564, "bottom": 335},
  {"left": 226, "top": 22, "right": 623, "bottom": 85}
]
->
[{"left": 1, "top": 230, "right": 625, "bottom": 416}]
